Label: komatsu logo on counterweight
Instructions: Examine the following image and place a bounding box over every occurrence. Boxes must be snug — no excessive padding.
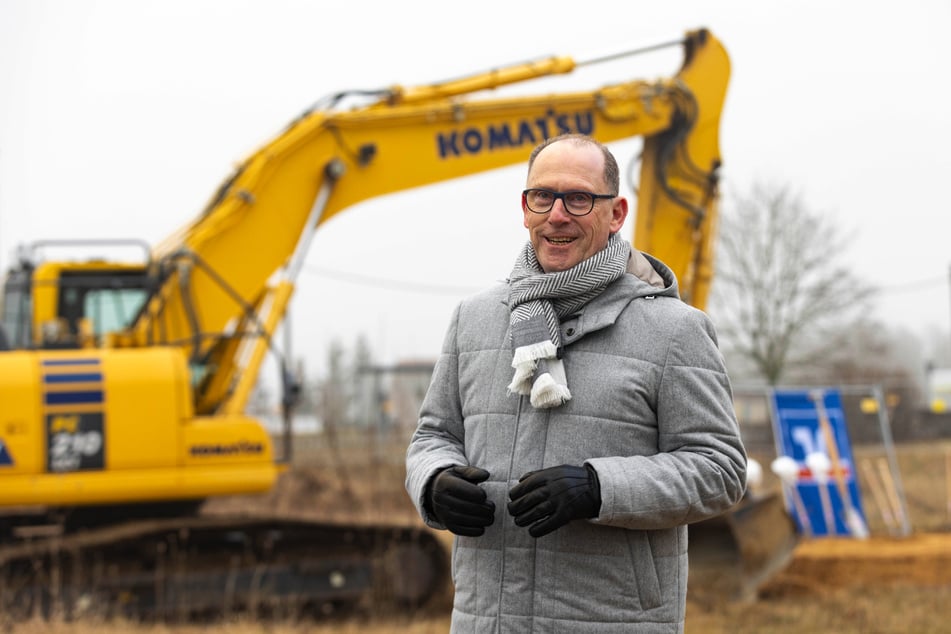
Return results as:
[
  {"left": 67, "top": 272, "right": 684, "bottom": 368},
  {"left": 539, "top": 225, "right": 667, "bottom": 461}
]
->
[{"left": 436, "top": 110, "right": 595, "bottom": 158}]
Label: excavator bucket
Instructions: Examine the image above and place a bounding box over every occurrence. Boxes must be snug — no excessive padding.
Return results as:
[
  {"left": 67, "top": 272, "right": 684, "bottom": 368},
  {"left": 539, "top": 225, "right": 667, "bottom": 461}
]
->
[{"left": 687, "top": 491, "right": 799, "bottom": 603}]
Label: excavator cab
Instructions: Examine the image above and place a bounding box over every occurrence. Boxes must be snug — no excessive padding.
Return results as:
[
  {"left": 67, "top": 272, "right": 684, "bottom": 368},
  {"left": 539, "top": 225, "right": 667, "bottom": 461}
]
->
[{"left": 1, "top": 240, "right": 153, "bottom": 350}]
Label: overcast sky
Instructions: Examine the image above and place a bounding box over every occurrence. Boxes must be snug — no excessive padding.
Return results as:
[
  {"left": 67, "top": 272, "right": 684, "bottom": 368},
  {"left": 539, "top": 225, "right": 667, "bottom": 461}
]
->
[{"left": 2, "top": 1, "right": 950, "bottom": 378}]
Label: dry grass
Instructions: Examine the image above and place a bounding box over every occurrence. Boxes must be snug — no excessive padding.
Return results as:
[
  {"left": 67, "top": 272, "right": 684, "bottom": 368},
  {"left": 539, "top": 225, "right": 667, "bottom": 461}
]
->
[
  {"left": 4, "top": 429, "right": 951, "bottom": 633},
  {"left": 686, "top": 584, "right": 951, "bottom": 634}
]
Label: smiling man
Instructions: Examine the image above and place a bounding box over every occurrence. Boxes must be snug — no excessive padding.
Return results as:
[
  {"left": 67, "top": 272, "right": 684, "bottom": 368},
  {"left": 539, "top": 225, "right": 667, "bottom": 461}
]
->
[{"left": 405, "top": 133, "right": 747, "bottom": 633}]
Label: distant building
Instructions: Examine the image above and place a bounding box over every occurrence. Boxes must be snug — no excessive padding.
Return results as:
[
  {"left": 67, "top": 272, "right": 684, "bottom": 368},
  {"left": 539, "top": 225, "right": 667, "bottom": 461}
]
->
[
  {"left": 389, "top": 360, "right": 436, "bottom": 435},
  {"left": 926, "top": 367, "right": 951, "bottom": 413},
  {"left": 358, "top": 360, "right": 435, "bottom": 436}
]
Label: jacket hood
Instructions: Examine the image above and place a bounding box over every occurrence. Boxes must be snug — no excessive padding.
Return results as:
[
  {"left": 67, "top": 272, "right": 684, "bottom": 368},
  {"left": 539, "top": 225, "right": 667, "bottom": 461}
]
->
[{"left": 629, "top": 250, "right": 680, "bottom": 301}]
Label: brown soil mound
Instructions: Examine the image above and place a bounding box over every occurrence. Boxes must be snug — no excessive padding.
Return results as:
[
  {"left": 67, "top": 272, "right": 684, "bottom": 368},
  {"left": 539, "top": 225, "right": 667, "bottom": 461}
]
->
[{"left": 760, "top": 532, "right": 951, "bottom": 597}]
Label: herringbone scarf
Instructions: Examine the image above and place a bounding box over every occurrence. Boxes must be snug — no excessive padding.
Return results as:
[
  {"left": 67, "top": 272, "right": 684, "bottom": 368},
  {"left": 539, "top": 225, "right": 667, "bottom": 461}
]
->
[{"left": 507, "top": 233, "right": 631, "bottom": 408}]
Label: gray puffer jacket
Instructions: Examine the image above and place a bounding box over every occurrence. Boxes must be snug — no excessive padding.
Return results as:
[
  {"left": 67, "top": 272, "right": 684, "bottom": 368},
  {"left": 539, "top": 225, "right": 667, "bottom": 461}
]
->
[{"left": 405, "top": 253, "right": 747, "bottom": 634}]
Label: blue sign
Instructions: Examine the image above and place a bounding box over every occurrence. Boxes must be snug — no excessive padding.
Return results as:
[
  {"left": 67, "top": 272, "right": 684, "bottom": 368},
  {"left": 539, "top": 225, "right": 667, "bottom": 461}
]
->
[{"left": 770, "top": 388, "right": 867, "bottom": 537}]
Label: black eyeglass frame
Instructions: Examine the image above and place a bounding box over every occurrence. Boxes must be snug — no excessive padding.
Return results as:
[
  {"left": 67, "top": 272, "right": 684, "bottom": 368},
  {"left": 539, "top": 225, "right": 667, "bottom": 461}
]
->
[{"left": 522, "top": 188, "right": 617, "bottom": 217}]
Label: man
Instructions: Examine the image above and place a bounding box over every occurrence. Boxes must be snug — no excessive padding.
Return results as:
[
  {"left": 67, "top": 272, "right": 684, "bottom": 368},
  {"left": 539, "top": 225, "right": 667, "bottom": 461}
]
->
[{"left": 405, "top": 133, "right": 746, "bottom": 633}]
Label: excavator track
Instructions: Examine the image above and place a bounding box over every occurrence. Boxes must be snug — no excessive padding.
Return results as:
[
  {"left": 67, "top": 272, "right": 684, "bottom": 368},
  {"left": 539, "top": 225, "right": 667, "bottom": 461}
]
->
[{"left": 0, "top": 513, "right": 449, "bottom": 621}]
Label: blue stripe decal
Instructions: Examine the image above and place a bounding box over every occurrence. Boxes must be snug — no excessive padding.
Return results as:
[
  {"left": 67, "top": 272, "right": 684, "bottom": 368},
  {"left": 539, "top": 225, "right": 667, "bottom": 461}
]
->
[
  {"left": 45, "top": 391, "right": 104, "bottom": 405},
  {"left": 44, "top": 373, "right": 104, "bottom": 383}
]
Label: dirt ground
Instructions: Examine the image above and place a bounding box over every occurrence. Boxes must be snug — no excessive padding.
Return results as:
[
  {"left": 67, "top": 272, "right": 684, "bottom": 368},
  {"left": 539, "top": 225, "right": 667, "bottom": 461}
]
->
[
  {"left": 686, "top": 532, "right": 951, "bottom": 633},
  {"left": 8, "top": 431, "right": 951, "bottom": 633}
]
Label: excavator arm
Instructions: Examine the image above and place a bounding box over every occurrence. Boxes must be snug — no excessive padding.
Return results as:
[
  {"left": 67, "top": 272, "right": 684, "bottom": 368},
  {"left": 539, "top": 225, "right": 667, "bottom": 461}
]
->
[{"left": 127, "top": 28, "right": 728, "bottom": 415}]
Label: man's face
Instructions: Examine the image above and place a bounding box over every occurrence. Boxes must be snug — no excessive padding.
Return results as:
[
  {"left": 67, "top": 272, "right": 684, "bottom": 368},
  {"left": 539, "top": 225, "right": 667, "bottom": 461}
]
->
[{"left": 522, "top": 141, "right": 628, "bottom": 273}]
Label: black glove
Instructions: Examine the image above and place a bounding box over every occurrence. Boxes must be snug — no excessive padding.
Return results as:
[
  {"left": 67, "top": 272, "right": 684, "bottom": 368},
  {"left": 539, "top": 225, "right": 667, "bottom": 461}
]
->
[
  {"left": 426, "top": 465, "right": 496, "bottom": 537},
  {"left": 507, "top": 464, "right": 601, "bottom": 538}
]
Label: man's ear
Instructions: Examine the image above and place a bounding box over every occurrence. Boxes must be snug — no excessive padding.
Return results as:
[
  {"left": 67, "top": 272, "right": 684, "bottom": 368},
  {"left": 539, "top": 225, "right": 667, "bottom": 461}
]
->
[{"left": 610, "top": 197, "right": 629, "bottom": 232}]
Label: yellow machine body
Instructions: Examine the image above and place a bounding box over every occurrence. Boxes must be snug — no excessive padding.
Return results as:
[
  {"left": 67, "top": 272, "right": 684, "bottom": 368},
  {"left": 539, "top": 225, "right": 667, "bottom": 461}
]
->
[{"left": 0, "top": 347, "right": 276, "bottom": 507}]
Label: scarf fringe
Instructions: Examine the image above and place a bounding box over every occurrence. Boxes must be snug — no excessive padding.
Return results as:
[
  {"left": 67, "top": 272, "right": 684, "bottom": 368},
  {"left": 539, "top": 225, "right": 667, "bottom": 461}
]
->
[
  {"left": 508, "top": 340, "right": 557, "bottom": 395},
  {"left": 507, "top": 375, "right": 532, "bottom": 396},
  {"left": 530, "top": 371, "right": 572, "bottom": 408},
  {"left": 511, "top": 340, "right": 557, "bottom": 367}
]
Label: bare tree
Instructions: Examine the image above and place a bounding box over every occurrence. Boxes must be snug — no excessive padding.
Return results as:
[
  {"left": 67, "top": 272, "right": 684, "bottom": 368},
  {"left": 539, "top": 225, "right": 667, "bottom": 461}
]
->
[
  {"left": 314, "top": 339, "right": 355, "bottom": 427},
  {"left": 806, "top": 321, "right": 921, "bottom": 393},
  {"left": 708, "top": 182, "right": 875, "bottom": 384},
  {"left": 311, "top": 339, "right": 358, "bottom": 498}
]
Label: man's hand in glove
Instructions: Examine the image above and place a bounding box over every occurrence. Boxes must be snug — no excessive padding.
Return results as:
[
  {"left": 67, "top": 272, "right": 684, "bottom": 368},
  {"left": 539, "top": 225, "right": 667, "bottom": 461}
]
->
[
  {"left": 507, "top": 464, "right": 601, "bottom": 538},
  {"left": 427, "top": 465, "right": 496, "bottom": 537}
]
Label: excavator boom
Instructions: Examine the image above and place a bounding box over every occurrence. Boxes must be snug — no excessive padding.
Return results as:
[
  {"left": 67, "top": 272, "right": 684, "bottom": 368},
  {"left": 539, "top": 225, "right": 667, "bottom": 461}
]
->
[{"left": 134, "top": 29, "right": 727, "bottom": 387}]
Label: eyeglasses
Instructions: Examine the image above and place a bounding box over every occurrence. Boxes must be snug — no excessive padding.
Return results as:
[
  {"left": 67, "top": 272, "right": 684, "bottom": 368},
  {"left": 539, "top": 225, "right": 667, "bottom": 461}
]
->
[{"left": 522, "top": 188, "right": 616, "bottom": 217}]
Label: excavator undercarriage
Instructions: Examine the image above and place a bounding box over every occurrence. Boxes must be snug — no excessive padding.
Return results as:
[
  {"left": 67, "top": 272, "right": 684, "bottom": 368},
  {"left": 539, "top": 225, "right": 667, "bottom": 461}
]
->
[
  {"left": 1, "top": 495, "right": 796, "bottom": 620},
  {"left": 0, "top": 509, "right": 448, "bottom": 621}
]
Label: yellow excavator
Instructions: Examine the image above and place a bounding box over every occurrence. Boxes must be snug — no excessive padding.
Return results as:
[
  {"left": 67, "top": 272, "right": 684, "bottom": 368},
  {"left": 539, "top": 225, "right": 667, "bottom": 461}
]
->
[{"left": 0, "top": 28, "right": 794, "bottom": 617}]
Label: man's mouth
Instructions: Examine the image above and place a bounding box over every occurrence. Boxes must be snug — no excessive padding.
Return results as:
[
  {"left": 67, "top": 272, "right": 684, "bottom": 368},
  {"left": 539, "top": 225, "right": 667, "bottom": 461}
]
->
[{"left": 545, "top": 237, "right": 575, "bottom": 245}]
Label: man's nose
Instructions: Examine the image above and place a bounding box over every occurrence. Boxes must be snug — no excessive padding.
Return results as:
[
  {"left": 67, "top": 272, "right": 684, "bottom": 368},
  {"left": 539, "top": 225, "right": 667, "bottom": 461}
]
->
[{"left": 548, "top": 198, "right": 572, "bottom": 221}]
